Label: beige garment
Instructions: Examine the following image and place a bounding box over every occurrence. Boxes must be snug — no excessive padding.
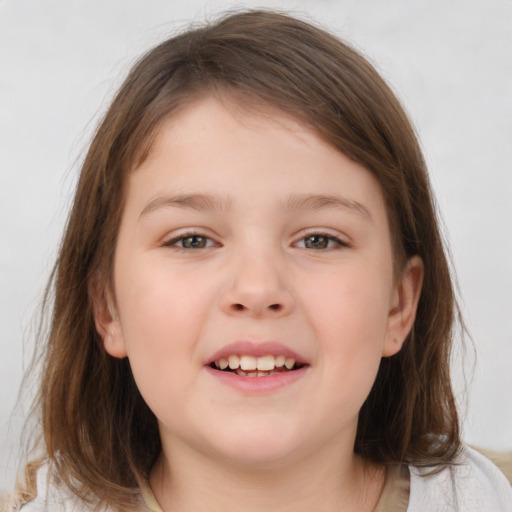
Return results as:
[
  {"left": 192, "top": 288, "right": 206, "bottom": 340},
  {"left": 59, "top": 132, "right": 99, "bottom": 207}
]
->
[{"left": 374, "top": 464, "right": 410, "bottom": 512}]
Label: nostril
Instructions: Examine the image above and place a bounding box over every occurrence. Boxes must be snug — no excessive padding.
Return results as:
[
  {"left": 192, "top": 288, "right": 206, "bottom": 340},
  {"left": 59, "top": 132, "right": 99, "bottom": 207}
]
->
[{"left": 229, "top": 303, "right": 282, "bottom": 312}]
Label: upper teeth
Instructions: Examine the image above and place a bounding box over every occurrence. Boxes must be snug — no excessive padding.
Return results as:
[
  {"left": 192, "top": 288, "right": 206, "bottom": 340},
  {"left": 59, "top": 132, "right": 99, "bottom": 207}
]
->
[{"left": 214, "top": 355, "right": 296, "bottom": 371}]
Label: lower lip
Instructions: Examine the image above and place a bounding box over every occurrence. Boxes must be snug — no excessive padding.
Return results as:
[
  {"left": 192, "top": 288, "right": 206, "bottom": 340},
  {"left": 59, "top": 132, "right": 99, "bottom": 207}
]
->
[{"left": 205, "top": 365, "right": 308, "bottom": 393}]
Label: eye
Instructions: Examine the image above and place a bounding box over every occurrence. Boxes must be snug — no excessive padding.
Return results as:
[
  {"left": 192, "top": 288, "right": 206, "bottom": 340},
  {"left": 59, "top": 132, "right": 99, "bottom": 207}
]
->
[
  {"left": 295, "top": 234, "right": 347, "bottom": 250},
  {"left": 164, "top": 234, "right": 217, "bottom": 249}
]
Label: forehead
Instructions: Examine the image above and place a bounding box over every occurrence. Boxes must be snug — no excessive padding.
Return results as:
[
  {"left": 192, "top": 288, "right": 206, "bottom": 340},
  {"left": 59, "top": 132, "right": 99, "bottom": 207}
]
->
[{"left": 127, "top": 95, "right": 388, "bottom": 224}]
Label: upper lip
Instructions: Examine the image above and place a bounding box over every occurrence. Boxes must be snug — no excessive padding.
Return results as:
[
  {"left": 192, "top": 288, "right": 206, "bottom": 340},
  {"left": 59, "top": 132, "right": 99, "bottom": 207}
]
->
[{"left": 205, "top": 341, "right": 308, "bottom": 366}]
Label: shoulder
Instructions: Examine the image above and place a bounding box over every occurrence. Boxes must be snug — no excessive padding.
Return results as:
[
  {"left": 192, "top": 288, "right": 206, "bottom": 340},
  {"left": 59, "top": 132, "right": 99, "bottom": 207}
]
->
[
  {"left": 1, "top": 465, "right": 155, "bottom": 512},
  {"left": 1, "top": 465, "right": 95, "bottom": 512},
  {"left": 408, "top": 445, "right": 512, "bottom": 512}
]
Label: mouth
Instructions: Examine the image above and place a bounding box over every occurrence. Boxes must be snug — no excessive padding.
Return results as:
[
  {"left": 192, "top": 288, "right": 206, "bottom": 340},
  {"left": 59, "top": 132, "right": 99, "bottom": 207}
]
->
[{"left": 209, "top": 354, "right": 306, "bottom": 377}]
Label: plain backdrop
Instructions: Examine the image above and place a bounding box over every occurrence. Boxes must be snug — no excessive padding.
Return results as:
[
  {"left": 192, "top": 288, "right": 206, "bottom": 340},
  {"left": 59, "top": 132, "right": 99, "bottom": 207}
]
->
[{"left": 1, "top": 0, "right": 511, "bottom": 491}]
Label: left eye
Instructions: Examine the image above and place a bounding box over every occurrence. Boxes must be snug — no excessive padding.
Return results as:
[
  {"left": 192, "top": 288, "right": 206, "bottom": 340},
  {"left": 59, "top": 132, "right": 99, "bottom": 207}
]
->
[
  {"left": 295, "top": 234, "right": 344, "bottom": 250},
  {"left": 167, "top": 234, "right": 216, "bottom": 249}
]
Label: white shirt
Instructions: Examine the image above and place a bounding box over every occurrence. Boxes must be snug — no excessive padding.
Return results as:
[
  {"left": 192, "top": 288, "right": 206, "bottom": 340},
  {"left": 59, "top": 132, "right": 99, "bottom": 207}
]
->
[{"left": 407, "top": 446, "right": 512, "bottom": 511}]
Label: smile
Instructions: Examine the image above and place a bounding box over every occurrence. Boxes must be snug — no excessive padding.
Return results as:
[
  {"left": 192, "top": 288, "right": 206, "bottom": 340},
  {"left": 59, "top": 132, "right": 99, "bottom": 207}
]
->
[{"left": 211, "top": 354, "right": 303, "bottom": 377}]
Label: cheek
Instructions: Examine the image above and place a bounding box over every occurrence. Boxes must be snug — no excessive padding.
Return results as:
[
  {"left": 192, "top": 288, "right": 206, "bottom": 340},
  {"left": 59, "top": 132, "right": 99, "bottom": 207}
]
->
[
  {"left": 301, "top": 265, "right": 392, "bottom": 408},
  {"left": 304, "top": 262, "right": 392, "bottom": 344},
  {"left": 113, "top": 260, "right": 213, "bottom": 402},
  {"left": 115, "top": 258, "right": 212, "bottom": 345}
]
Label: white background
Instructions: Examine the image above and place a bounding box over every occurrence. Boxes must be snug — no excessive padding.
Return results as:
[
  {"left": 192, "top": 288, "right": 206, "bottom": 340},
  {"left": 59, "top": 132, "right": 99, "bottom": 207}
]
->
[{"left": 1, "top": 0, "right": 511, "bottom": 491}]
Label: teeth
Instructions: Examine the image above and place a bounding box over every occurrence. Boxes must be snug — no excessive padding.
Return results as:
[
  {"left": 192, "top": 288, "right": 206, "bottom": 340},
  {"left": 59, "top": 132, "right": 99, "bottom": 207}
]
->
[
  {"left": 284, "top": 358, "right": 295, "bottom": 370},
  {"left": 275, "top": 355, "right": 285, "bottom": 368},
  {"left": 240, "top": 355, "right": 257, "bottom": 371},
  {"left": 256, "top": 355, "right": 275, "bottom": 371},
  {"left": 214, "top": 354, "right": 299, "bottom": 373},
  {"left": 228, "top": 355, "right": 240, "bottom": 369}
]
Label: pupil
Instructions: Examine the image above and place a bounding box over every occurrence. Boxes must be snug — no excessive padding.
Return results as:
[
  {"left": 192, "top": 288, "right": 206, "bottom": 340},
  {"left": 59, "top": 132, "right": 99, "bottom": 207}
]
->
[
  {"left": 184, "top": 236, "right": 206, "bottom": 248},
  {"left": 306, "top": 235, "right": 328, "bottom": 249}
]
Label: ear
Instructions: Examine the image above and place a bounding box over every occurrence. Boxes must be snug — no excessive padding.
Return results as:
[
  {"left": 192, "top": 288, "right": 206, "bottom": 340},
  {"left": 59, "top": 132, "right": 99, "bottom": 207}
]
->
[
  {"left": 89, "top": 278, "right": 127, "bottom": 359},
  {"left": 382, "top": 255, "right": 424, "bottom": 357}
]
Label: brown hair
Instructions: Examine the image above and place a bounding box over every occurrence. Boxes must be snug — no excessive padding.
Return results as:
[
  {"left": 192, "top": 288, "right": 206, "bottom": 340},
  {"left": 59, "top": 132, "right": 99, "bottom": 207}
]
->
[{"left": 12, "top": 9, "right": 461, "bottom": 510}]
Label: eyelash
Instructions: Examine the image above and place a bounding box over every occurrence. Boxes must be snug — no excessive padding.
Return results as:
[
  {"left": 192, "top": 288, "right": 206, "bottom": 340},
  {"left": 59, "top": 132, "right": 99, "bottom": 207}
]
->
[
  {"left": 162, "top": 232, "right": 218, "bottom": 250},
  {"left": 293, "top": 233, "right": 350, "bottom": 250},
  {"left": 162, "top": 231, "right": 350, "bottom": 251}
]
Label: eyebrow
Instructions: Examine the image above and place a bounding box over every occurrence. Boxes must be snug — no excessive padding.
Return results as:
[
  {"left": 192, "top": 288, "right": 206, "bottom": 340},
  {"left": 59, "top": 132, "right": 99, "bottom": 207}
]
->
[
  {"left": 139, "top": 192, "right": 372, "bottom": 222},
  {"left": 285, "top": 193, "right": 373, "bottom": 222},
  {"left": 139, "top": 193, "right": 232, "bottom": 218}
]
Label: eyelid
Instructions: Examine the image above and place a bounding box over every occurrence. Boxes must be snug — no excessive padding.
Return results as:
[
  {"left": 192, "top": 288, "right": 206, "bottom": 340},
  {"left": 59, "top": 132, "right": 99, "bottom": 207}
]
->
[
  {"left": 159, "top": 227, "right": 350, "bottom": 250},
  {"left": 292, "top": 229, "right": 351, "bottom": 249},
  {"left": 161, "top": 229, "right": 220, "bottom": 249}
]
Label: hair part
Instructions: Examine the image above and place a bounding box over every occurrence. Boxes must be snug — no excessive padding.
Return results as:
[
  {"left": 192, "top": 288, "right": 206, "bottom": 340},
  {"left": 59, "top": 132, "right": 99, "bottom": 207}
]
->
[{"left": 15, "top": 9, "right": 461, "bottom": 509}]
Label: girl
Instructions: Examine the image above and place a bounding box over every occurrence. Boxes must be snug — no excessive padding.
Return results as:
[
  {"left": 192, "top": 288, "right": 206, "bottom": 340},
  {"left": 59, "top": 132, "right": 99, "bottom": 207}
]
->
[{"left": 3, "top": 9, "right": 511, "bottom": 512}]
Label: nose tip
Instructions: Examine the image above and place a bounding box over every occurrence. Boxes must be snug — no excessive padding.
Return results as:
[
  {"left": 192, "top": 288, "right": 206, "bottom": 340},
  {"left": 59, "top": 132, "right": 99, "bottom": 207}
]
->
[{"left": 220, "top": 258, "right": 294, "bottom": 318}]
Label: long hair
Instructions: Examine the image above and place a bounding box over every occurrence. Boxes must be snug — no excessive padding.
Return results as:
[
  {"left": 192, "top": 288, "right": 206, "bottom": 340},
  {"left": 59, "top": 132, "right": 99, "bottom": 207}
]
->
[{"left": 12, "top": 9, "right": 461, "bottom": 509}]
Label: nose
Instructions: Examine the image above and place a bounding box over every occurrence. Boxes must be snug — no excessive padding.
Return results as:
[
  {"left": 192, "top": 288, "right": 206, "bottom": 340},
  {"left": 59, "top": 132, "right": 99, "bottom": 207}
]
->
[{"left": 219, "top": 251, "right": 295, "bottom": 318}]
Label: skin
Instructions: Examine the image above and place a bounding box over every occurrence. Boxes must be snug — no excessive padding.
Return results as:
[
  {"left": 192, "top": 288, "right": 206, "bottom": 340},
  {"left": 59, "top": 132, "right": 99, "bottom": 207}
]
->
[{"left": 93, "top": 96, "right": 423, "bottom": 512}]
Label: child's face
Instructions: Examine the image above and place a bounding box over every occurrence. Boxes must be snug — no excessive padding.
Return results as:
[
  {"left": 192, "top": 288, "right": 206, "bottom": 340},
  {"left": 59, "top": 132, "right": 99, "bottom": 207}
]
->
[{"left": 98, "top": 96, "right": 420, "bottom": 469}]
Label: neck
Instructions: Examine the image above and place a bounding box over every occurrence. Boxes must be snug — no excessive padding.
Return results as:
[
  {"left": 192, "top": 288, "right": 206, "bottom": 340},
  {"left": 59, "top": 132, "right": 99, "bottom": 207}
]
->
[{"left": 149, "top": 438, "right": 385, "bottom": 512}]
